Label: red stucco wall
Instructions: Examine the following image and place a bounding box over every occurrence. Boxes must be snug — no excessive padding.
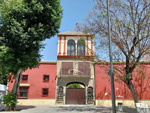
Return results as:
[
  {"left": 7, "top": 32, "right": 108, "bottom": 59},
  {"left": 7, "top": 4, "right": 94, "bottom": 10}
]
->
[
  {"left": 95, "top": 63, "right": 150, "bottom": 100},
  {"left": 8, "top": 62, "right": 150, "bottom": 100},
  {"left": 8, "top": 62, "right": 57, "bottom": 99}
]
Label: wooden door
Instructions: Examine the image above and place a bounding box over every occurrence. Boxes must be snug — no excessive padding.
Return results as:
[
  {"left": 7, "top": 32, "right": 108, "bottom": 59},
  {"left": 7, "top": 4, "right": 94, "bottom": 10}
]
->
[{"left": 66, "top": 88, "right": 85, "bottom": 104}]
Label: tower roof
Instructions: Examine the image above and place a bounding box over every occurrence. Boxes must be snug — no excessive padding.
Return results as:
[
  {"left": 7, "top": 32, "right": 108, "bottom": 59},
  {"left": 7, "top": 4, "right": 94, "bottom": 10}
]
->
[{"left": 58, "top": 31, "right": 93, "bottom": 36}]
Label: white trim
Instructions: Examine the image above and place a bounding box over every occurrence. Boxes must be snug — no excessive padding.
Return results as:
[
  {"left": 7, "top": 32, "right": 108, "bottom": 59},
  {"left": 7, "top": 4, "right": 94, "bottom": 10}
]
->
[{"left": 20, "top": 84, "right": 30, "bottom": 87}]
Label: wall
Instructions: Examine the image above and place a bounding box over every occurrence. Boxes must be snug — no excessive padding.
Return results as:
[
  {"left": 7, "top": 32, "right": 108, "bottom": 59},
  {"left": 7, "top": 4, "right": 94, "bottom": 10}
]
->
[
  {"left": 8, "top": 62, "right": 57, "bottom": 99},
  {"left": 8, "top": 61, "right": 150, "bottom": 106},
  {"left": 95, "top": 63, "right": 150, "bottom": 102},
  {"left": 17, "top": 99, "right": 56, "bottom": 105},
  {"left": 56, "top": 59, "right": 95, "bottom": 104}
]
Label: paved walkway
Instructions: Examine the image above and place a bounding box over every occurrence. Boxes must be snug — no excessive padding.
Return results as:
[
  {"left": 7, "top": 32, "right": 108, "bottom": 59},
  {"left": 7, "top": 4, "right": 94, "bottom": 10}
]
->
[{"left": 0, "top": 105, "right": 137, "bottom": 113}]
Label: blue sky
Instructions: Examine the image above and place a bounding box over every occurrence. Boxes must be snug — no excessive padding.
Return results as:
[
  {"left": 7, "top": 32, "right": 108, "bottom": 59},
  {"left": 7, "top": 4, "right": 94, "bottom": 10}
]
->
[{"left": 40, "top": 0, "right": 96, "bottom": 61}]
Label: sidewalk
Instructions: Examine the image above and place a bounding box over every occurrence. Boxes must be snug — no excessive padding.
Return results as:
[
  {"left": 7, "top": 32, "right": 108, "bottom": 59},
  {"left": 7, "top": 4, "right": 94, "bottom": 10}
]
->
[
  {"left": 0, "top": 105, "right": 35, "bottom": 113},
  {"left": 0, "top": 105, "right": 137, "bottom": 113}
]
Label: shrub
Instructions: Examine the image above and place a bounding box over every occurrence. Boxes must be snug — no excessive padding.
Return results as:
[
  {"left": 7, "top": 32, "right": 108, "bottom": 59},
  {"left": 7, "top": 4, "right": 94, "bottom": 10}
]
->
[{"left": 3, "top": 92, "right": 17, "bottom": 106}]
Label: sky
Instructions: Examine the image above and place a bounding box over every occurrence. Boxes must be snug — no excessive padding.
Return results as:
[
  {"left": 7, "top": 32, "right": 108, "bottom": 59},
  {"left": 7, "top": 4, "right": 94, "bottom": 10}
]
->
[{"left": 40, "top": 0, "right": 96, "bottom": 61}]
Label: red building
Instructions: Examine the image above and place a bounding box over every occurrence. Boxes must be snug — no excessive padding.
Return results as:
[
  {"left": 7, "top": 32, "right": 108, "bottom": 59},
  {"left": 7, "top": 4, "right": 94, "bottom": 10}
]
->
[
  {"left": 95, "top": 63, "right": 150, "bottom": 106},
  {"left": 8, "top": 31, "right": 150, "bottom": 106},
  {"left": 8, "top": 62, "right": 57, "bottom": 105}
]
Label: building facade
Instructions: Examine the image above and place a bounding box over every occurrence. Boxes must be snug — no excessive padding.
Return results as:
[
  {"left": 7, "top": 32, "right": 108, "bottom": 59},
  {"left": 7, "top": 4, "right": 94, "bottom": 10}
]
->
[
  {"left": 8, "top": 31, "right": 150, "bottom": 106},
  {"left": 8, "top": 61, "right": 57, "bottom": 105},
  {"left": 56, "top": 31, "right": 95, "bottom": 105}
]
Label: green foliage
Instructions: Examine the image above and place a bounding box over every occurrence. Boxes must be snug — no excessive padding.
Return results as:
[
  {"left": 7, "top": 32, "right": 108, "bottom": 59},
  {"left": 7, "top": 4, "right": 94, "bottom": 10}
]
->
[
  {"left": 79, "top": 37, "right": 85, "bottom": 45},
  {"left": 0, "top": 73, "right": 8, "bottom": 85},
  {"left": 0, "top": 0, "right": 24, "bottom": 21},
  {"left": 0, "top": 1, "right": 62, "bottom": 109},
  {"left": 0, "top": 0, "right": 63, "bottom": 76},
  {"left": 3, "top": 92, "right": 17, "bottom": 106},
  {"left": 125, "top": 73, "right": 132, "bottom": 80},
  {"left": 87, "top": 94, "right": 93, "bottom": 100},
  {"left": 67, "top": 84, "right": 82, "bottom": 88},
  {"left": 135, "top": 65, "right": 147, "bottom": 79},
  {"left": 0, "top": 45, "right": 10, "bottom": 85},
  {"left": 116, "top": 0, "right": 121, "bottom": 2},
  {"left": 91, "top": 35, "right": 95, "bottom": 39}
]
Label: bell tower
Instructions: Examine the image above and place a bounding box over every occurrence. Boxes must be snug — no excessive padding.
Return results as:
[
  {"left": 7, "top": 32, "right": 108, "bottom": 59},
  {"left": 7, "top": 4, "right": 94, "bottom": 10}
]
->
[
  {"left": 57, "top": 31, "right": 94, "bottom": 58},
  {"left": 56, "top": 31, "right": 95, "bottom": 105}
]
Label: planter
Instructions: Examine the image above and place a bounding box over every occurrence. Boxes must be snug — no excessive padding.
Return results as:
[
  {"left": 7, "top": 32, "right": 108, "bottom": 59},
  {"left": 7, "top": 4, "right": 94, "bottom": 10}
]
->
[
  {"left": 56, "top": 100, "right": 64, "bottom": 104},
  {"left": 5, "top": 105, "right": 16, "bottom": 111},
  {"left": 87, "top": 100, "right": 95, "bottom": 105}
]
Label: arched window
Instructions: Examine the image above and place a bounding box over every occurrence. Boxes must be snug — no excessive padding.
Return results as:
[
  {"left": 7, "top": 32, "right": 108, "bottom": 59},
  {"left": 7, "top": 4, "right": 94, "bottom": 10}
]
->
[
  {"left": 87, "top": 86, "right": 93, "bottom": 100},
  {"left": 67, "top": 40, "right": 75, "bottom": 56},
  {"left": 77, "top": 40, "right": 85, "bottom": 56},
  {"left": 57, "top": 86, "right": 63, "bottom": 100}
]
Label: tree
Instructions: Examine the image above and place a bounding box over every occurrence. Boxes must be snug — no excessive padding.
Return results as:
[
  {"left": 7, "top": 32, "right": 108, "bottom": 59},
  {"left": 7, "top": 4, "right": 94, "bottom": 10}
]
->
[
  {"left": 67, "top": 83, "right": 82, "bottom": 88},
  {"left": 0, "top": 0, "right": 62, "bottom": 110},
  {"left": 0, "top": 73, "right": 8, "bottom": 85},
  {"left": 0, "top": 45, "right": 9, "bottom": 85},
  {"left": 77, "top": 0, "right": 150, "bottom": 104}
]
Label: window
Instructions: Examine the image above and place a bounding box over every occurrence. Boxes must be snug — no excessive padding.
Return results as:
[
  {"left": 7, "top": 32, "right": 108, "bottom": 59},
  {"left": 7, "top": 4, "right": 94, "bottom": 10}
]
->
[
  {"left": 61, "top": 62, "right": 73, "bottom": 75},
  {"left": 42, "top": 88, "right": 48, "bottom": 96},
  {"left": 19, "top": 87, "right": 28, "bottom": 98},
  {"left": 87, "top": 86, "right": 93, "bottom": 100},
  {"left": 77, "top": 40, "right": 85, "bottom": 56},
  {"left": 57, "top": 86, "right": 63, "bottom": 100},
  {"left": 43, "top": 75, "right": 49, "bottom": 82},
  {"left": 22, "top": 75, "right": 28, "bottom": 81},
  {"left": 67, "top": 40, "right": 75, "bottom": 56},
  {"left": 78, "top": 62, "right": 90, "bottom": 75}
]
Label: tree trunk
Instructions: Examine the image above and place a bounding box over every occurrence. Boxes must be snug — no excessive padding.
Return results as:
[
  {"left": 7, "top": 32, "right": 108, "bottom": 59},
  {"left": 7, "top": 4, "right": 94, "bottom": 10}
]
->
[
  {"left": 12, "top": 69, "right": 23, "bottom": 94},
  {"left": 126, "top": 80, "right": 139, "bottom": 107},
  {"left": 6, "top": 69, "right": 22, "bottom": 111}
]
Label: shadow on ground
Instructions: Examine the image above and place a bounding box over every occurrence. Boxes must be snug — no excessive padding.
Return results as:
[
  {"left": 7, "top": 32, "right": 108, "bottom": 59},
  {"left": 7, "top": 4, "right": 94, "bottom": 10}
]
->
[
  {"left": 0, "top": 105, "right": 35, "bottom": 111},
  {"left": 51, "top": 105, "right": 112, "bottom": 113},
  {"left": 123, "top": 106, "right": 137, "bottom": 113}
]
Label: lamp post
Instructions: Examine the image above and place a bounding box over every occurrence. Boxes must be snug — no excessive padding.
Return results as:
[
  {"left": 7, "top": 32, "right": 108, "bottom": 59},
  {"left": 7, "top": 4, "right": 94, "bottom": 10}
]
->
[{"left": 107, "top": 0, "right": 116, "bottom": 113}]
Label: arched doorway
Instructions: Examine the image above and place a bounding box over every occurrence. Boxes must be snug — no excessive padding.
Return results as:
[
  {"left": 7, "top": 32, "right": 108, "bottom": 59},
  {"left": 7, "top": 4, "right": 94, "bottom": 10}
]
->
[{"left": 66, "top": 82, "right": 85, "bottom": 104}]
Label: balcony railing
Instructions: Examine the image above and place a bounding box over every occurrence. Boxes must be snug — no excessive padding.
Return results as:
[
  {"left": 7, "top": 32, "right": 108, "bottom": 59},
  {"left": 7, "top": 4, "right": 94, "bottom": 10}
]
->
[{"left": 60, "top": 68, "right": 91, "bottom": 77}]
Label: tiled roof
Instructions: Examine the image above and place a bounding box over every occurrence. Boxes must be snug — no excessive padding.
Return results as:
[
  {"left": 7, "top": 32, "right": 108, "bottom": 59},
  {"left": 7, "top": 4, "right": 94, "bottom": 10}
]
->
[{"left": 58, "top": 31, "right": 93, "bottom": 36}]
